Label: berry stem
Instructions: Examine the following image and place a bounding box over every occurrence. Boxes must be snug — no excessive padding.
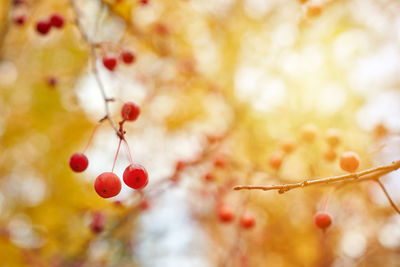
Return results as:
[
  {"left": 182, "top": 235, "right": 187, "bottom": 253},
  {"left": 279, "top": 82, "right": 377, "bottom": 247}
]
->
[
  {"left": 122, "top": 138, "right": 134, "bottom": 164},
  {"left": 112, "top": 138, "right": 122, "bottom": 173},
  {"left": 83, "top": 123, "right": 101, "bottom": 153},
  {"left": 322, "top": 188, "right": 334, "bottom": 212}
]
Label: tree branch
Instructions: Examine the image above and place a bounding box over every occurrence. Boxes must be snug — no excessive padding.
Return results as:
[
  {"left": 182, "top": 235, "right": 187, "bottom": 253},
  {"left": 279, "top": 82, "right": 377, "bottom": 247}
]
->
[
  {"left": 69, "top": 0, "right": 119, "bottom": 135},
  {"left": 233, "top": 160, "right": 400, "bottom": 194}
]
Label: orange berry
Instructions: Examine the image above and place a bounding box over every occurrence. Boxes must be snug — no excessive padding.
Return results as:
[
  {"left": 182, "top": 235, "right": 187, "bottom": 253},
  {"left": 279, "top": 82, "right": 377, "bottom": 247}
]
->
[
  {"left": 300, "top": 124, "right": 318, "bottom": 143},
  {"left": 373, "top": 123, "right": 388, "bottom": 140},
  {"left": 218, "top": 204, "right": 234, "bottom": 223},
  {"left": 240, "top": 212, "right": 256, "bottom": 229},
  {"left": 268, "top": 151, "right": 284, "bottom": 171},
  {"left": 280, "top": 138, "right": 296, "bottom": 154},
  {"left": 313, "top": 211, "right": 332, "bottom": 230},
  {"left": 339, "top": 151, "right": 360, "bottom": 172},
  {"left": 326, "top": 128, "right": 341, "bottom": 147},
  {"left": 323, "top": 148, "right": 336, "bottom": 162},
  {"left": 307, "top": 5, "right": 322, "bottom": 17}
]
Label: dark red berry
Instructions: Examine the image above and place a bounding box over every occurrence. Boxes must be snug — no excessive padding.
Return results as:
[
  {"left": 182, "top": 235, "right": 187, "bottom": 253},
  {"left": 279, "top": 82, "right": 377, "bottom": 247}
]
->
[
  {"left": 121, "top": 102, "right": 140, "bottom": 121},
  {"left": 102, "top": 55, "right": 117, "bottom": 71},
  {"left": 94, "top": 172, "right": 121, "bottom": 198},
  {"left": 218, "top": 204, "right": 234, "bottom": 223},
  {"left": 140, "top": 0, "right": 149, "bottom": 5},
  {"left": 50, "top": 13, "right": 65, "bottom": 28},
  {"left": 313, "top": 211, "right": 332, "bottom": 230},
  {"left": 139, "top": 200, "right": 150, "bottom": 210},
  {"left": 121, "top": 50, "right": 136, "bottom": 64},
  {"left": 36, "top": 20, "right": 51, "bottom": 35},
  {"left": 240, "top": 212, "right": 255, "bottom": 229},
  {"left": 123, "top": 164, "right": 148, "bottom": 190},
  {"left": 204, "top": 172, "right": 213, "bottom": 182},
  {"left": 90, "top": 212, "right": 105, "bottom": 234},
  {"left": 69, "top": 153, "right": 89, "bottom": 172},
  {"left": 13, "top": 15, "right": 26, "bottom": 26},
  {"left": 13, "top": 0, "right": 25, "bottom": 6},
  {"left": 47, "top": 76, "right": 57, "bottom": 87}
]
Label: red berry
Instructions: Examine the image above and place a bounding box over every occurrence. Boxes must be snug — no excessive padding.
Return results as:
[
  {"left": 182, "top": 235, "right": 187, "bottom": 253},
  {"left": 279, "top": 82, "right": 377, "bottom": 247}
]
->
[
  {"left": 94, "top": 172, "right": 121, "bottom": 198},
  {"left": 36, "top": 20, "right": 51, "bottom": 35},
  {"left": 218, "top": 204, "right": 234, "bottom": 223},
  {"left": 140, "top": 0, "right": 149, "bottom": 5},
  {"left": 47, "top": 76, "right": 57, "bottom": 87},
  {"left": 50, "top": 13, "right": 65, "bottom": 28},
  {"left": 121, "top": 102, "right": 140, "bottom": 121},
  {"left": 69, "top": 153, "right": 88, "bottom": 172},
  {"left": 102, "top": 55, "right": 117, "bottom": 71},
  {"left": 313, "top": 211, "right": 332, "bottom": 230},
  {"left": 214, "top": 154, "right": 227, "bottom": 168},
  {"left": 13, "top": 15, "right": 26, "bottom": 26},
  {"left": 240, "top": 212, "right": 256, "bottom": 229},
  {"left": 339, "top": 151, "right": 360, "bottom": 172},
  {"left": 123, "top": 164, "right": 148, "bottom": 190},
  {"left": 121, "top": 50, "right": 136, "bottom": 64},
  {"left": 90, "top": 212, "right": 105, "bottom": 234},
  {"left": 204, "top": 172, "right": 213, "bottom": 182},
  {"left": 139, "top": 200, "right": 150, "bottom": 210}
]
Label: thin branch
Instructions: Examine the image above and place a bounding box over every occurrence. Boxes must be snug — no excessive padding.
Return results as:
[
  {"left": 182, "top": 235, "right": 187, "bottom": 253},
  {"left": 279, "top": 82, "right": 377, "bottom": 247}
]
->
[
  {"left": 375, "top": 179, "right": 400, "bottom": 214},
  {"left": 69, "top": 0, "right": 119, "bottom": 135},
  {"left": 233, "top": 160, "right": 400, "bottom": 193}
]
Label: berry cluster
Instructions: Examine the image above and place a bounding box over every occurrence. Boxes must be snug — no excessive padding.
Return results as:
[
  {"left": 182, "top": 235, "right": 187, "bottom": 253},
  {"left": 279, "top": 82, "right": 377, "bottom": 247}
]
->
[
  {"left": 36, "top": 13, "right": 65, "bottom": 35},
  {"left": 102, "top": 50, "right": 136, "bottom": 71},
  {"left": 69, "top": 102, "right": 148, "bottom": 199},
  {"left": 217, "top": 204, "right": 256, "bottom": 230}
]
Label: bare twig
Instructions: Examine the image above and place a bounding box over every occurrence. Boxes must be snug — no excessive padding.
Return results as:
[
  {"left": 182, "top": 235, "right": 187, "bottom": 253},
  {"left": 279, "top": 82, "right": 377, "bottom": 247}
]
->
[
  {"left": 69, "top": 0, "right": 119, "bottom": 135},
  {"left": 375, "top": 179, "right": 400, "bottom": 214},
  {"left": 233, "top": 160, "right": 400, "bottom": 193}
]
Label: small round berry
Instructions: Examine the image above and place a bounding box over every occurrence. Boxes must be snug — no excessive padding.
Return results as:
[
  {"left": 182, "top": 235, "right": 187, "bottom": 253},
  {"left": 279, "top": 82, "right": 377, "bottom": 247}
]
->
[
  {"left": 340, "top": 151, "right": 360, "bottom": 172},
  {"left": 240, "top": 212, "right": 256, "bottom": 229},
  {"left": 217, "top": 204, "right": 234, "bottom": 223},
  {"left": 90, "top": 211, "right": 105, "bottom": 234},
  {"left": 214, "top": 154, "right": 227, "bottom": 168},
  {"left": 326, "top": 128, "right": 341, "bottom": 147},
  {"left": 123, "top": 164, "right": 148, "bottom": 190},
  {"left": 374, "top": 123, "right": 388, "bottom": 140},
  {"left": 121, "top": 50, "right": 136, "bottom": 64},
  {"left": 204, "top": 172, "right": 213, "bottom": 182},
  {"left": 102, "top": 55, "right": 117, "bottom": 71},
  {"left": 323, "top": 149, "right": 336, "bottom": 162},
  {"left": 139, "top": 200, "right": 150, "bottom": 210},
  {"left": 307, "top": 5, "right": 322, "bottom": 17},
  {"left": 50, "top": 13, "right": 65, "bottom": 28},
  {"left": 313, "top": 211, "right": 332, "bottom": 230},
  {"left": 36, "top": 20, "right": 51, "bottom": 35},
  {"left": 301, "top": 124, "right": 318, "bottom": 143},
  {"left": 69, "top": 153, "right": 89, "bottom": 172},
  {"left": 47, "top": 76, "right": 57, "bottom": 87},
  {"left": 13, "top": 15, "right": 26, "bottom": 26},
  {"left": 280, "top": 138, "right": 296, "bottom": 154},
  {"left": 121, "top": 102, "right": 140, "bottom": 121},
  {"left": 94, "top": 172, "right": 121, "bottom": 198},
  {"left": 268, "top": 151, "right": 284, "bottom": 171}
]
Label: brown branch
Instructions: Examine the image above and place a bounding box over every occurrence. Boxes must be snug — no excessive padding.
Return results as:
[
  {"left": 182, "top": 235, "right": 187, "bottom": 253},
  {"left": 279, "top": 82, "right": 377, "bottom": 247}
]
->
[
  {"left": 375, "top": 179, "right": 400, "bottom": 215},
  {"left": 233, "top": 160, "right": 400, "bottom": 194},
  {"left": 69, "top": 0, "right": 119, "bottom": 135}
]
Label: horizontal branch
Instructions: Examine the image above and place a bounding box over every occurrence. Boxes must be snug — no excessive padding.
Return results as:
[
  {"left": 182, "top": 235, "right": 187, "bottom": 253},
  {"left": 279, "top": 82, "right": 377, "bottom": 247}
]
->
[{"left": 233, "top": 160, "right": 400, "bottom": 194}]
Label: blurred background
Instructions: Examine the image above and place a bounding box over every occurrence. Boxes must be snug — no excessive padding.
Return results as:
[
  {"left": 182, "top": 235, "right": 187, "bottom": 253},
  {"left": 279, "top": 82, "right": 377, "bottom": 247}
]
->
[{"left": 0, "top": 0, "right": 400, "bottom": 266}]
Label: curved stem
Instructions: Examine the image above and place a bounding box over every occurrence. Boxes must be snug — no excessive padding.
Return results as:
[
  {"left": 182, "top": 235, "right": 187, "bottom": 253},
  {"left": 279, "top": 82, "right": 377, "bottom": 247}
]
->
[
  {"left": 122, "top": 138, "right": 134, "bottom": 164},
  {"left": 375, "top": 179, "right": 400, "bottom": 215},
  {"left": 112, "top": 138, "right": 122, "bottom": 172}
]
